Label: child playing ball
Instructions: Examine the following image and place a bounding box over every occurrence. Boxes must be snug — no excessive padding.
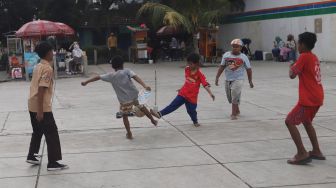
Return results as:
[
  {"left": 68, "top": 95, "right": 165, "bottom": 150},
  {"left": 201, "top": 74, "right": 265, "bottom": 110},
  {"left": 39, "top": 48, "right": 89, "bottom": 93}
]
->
[
  {"left": 286, "top": 32, "right": 325, "bottom": 165},
  {"left": 150, "top": 53, "right": 215, "bottom": 127},
  {"left": 215, "top": 39, "right": 254, "bottom": 120},
  {"left": 81, "top": 56, "right": 157, "bottom": 139}
]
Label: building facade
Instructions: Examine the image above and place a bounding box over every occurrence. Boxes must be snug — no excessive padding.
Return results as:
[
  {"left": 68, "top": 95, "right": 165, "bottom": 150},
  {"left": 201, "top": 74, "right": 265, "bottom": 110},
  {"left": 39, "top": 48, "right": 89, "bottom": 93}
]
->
[{"left": 219, "top": 0, "right": 336, "bottom": 61}]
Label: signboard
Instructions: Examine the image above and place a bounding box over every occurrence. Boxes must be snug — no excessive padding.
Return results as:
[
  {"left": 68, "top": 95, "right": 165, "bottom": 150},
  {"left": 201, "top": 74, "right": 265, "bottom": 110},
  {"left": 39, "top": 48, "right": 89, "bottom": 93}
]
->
[{"left": 315, "top": 18, "right": 322, "bottom": 33}]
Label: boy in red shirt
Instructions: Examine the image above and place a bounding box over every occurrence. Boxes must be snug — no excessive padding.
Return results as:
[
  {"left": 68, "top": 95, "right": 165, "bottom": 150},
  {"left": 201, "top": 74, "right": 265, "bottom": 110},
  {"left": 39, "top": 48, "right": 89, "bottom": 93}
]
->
[
  {"left": 286, "top": 32, "right": 325, "bottom": 165},
  {"left": 151, "top": 53, "right": 215, "bottom": 127}
]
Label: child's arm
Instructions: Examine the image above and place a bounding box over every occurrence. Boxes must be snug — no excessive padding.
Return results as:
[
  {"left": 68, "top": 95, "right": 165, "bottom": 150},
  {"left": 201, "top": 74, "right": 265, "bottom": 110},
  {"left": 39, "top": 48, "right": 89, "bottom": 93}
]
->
[
  {"left": 132, "top": 75, "right": 151, "bottom": 91},
  {"left": 36, "top": 87, "right": 47, "bottom": 122},
  {"left": 289, "top": 63, "right": 297, "bottom": 79},
  {"left": 246, "top": 68, "right": 254, "bottom": 88},
  {"left": 81, "top": 75, "right": 101, "bottom": 86},
  {"left": 215, "top": 66, "right": 225, "bottom": 86},
  {"left": 204, "top": 86, "right": 215, "bottom": 101}
]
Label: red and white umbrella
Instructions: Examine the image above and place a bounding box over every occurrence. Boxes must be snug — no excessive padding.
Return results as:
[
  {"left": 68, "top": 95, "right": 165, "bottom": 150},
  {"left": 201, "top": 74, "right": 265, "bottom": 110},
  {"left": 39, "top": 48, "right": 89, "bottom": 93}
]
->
[
  {"left": 16, "top": 20, "right": 75, "bottom": 38},
  {"left": 55, "top": 22, "right": 75, "bottom": 36}
]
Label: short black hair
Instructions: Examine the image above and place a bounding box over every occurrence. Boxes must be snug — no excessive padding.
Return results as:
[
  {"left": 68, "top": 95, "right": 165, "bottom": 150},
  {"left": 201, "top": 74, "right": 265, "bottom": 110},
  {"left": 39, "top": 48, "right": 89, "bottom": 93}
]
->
[
  {"left": 34, "top": 41, "right": 53, "bottom": 58},
  {"left": 298, "top": 32, "right": 317, "bottom": 50},
  {"left": 111, "top": 56, "right": 124, "bottom": 69},
  {"left": 187, "top": 53, "right": 200, "bottom": 64}
]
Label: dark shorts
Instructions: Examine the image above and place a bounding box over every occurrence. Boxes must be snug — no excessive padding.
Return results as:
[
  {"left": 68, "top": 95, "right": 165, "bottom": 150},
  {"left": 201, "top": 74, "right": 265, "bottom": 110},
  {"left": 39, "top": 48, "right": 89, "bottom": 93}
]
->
[{"left": 286, "top": 104, "right": 320, "bottom": 126}]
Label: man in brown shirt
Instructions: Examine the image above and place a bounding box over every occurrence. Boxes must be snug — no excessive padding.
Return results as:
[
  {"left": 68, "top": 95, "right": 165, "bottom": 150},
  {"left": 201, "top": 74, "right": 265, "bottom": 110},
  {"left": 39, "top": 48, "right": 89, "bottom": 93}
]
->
[
  {"left": 26, "top": 42, "right": 68, "bottom": 171},
  {"left": 107, "top": 32, "right": 118, "bottom": 61}
]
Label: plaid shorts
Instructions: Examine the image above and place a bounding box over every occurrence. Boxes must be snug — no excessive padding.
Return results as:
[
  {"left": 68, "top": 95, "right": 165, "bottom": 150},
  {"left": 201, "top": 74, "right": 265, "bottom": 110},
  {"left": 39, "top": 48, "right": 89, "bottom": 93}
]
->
[
  {"left": 286, "top": 104, "right": 320, "bottom": 126},
  {"left": 120, "top": 100, "right": 143, "bottom": 114}
]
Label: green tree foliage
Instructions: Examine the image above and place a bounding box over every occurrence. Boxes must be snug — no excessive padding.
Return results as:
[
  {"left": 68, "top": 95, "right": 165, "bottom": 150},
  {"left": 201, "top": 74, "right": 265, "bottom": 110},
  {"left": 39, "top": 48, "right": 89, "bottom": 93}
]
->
[{"left": 138, "top": 0, "right": 245, "bottom": 33}]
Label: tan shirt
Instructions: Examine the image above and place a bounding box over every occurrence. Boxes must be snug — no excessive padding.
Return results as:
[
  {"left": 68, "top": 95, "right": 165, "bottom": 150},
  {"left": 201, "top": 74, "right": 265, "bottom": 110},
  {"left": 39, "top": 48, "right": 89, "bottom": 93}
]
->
[
  {"left": 28, "top": 60, "right": 54, "bottom": 112},
  {"left": 108, "top": 36, "right": 117, "bottom": 48}
]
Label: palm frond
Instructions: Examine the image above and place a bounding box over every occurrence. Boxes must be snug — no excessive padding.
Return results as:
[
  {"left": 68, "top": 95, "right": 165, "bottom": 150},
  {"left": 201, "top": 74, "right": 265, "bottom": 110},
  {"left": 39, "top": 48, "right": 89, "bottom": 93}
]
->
[
  {"left": 163, "top": 11, "right": 193, "bottom": 33},
  {"left": 137, "top": 3, "right": 193, "bottom": 33}
]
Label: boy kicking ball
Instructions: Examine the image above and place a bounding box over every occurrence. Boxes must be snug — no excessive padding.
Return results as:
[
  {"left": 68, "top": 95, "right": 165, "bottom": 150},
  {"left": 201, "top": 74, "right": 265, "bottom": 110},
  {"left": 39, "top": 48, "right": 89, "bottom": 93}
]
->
[
  {"left": 81, "top": 56, "right": 157, "bottom": 139},
  {"left": 286, "top": 32, "right": 325, "bottom": 165},
  {"left": 150, "top": 53, "right": 215, "bottom": 127}
]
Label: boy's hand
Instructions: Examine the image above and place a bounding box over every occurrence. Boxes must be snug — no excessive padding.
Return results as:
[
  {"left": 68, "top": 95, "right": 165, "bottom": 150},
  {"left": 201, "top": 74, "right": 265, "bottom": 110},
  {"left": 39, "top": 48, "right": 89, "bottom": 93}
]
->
[
  {"left": 36, "top": 112, "right": 44, "bottom": 122},
  {"left": 210, "top": 94, "right": 215, "bottom": 101},
  {"left": 81, "top": 81, "right": 87, "bottom": 86},
  {"left": 249, "top": 81, "right": 254, "bottom": 88},
  {"left": 144, "top": 86, "right": 151, "bottom": 91}
]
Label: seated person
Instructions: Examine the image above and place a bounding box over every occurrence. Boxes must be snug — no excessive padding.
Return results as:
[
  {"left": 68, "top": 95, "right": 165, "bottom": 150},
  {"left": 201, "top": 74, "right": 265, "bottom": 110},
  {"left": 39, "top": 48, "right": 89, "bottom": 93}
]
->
[
  {"left": 72, "top": 42, "right": 83, "bottom": 73},
  {"left": 280, "top": 34, "right": 296, "bottom": 62},
  {"left": 10, "top": 55, "right": 20, "bottom": 68},
  {"left": 272, "top": 36, "right": 284, "bottom": 61}
]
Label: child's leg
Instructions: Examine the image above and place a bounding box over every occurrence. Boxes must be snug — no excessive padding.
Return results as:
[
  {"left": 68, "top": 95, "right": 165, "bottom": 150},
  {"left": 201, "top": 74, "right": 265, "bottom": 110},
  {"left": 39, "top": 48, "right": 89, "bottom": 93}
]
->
[
  {"left": 285, "top": 104, "right": 311, "bottom": 164},
  {"left": 159, "top": 96, "right": 185, "bottom": 117},
  {"left": 285, "top": 122, "right": 308, "bottom": 157},
  {"left": 122, "top": 114, "right": 133, "bottom": 139},
  {"left": 303, "top": 122, "right": 323, "bottom": 156},
  {"left": 41, "top": 112, "right": 63, "bottom": 163},
  {"left": 139, "top": 105, "right": 158, "bottom": 126},
  {"left": 27, "top": 112, "right": 44, "bottom": 159},
  {"left": 230, "top": 80, "right": 243, "bottom": 119},
  {"left": 185, "top": 101, "right": 198, "bottom": 124}
]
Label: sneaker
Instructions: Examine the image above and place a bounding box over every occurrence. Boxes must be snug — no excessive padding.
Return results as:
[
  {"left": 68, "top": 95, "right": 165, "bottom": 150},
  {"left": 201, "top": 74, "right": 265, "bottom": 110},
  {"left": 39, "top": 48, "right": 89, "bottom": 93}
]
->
[
  {"left": 116, "top": 112, "right": 135, "bottom": 119},
  {"left": 47, "top": 162, "right": 69, "bottom": 171},
  {"left": 26, "top": 156, "right": 40, "bottom": 165},
  {"left": 116, "top": 112, "right": 123, "bottom": 119}
]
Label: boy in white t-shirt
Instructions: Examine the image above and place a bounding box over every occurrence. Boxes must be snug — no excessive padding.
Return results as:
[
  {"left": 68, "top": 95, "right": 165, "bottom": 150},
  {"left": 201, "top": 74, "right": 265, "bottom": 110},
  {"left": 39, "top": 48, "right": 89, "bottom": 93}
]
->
[{"left": 215, "top": 39, "right": 254, "bottom": 120}]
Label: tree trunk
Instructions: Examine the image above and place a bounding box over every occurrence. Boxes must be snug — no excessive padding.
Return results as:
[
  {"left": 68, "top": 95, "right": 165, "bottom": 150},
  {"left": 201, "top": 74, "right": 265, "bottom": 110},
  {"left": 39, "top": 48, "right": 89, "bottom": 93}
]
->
[{"left": 193, "top": 33, "right": 199, "bottom": 54}]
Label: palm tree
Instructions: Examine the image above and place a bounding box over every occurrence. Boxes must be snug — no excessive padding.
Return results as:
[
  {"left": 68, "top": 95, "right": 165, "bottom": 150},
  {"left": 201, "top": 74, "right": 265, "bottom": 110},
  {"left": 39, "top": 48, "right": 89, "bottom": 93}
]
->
[{"left": 136, "top": 0, "right": 245, "bottom": 52}]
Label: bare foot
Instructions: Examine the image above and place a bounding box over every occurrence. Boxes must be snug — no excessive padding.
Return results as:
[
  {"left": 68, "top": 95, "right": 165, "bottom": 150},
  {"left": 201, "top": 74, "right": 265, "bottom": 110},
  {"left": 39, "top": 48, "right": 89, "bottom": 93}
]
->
[
  {"left": 231, "top": 115, "right": 238, "bottom": 120},
  {"left": 150, "top": 109, "right": 161, "bottom": 119},
  {"left": 151, "top": 120, "right": 158, "bottom": 126},
  {"left": 126, "top": 133, "right": 133, "bottom": 140}
]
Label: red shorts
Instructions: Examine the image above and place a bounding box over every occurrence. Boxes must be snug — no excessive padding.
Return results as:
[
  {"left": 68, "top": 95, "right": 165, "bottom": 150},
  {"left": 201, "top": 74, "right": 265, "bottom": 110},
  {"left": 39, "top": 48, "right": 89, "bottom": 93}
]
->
[{"left": 286, "top": 104, "right": 320, "bottom": 126}]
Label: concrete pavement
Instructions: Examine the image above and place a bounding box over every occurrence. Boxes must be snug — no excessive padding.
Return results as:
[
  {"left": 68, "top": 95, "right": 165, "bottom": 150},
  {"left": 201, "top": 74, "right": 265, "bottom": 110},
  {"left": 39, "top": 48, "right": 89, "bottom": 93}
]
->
[{"left": 0, "top": 61, "right": 335, "bottom": 188}]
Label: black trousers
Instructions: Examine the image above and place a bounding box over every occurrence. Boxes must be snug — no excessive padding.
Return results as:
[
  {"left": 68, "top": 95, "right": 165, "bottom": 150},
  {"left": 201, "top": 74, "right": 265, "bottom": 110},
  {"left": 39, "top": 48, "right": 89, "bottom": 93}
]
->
[
  {"left": 28, "top": 112, "right": 62, "bottom": 162},
  {"left": 109, "top": 47, "right": 117, "bottom": 61}
]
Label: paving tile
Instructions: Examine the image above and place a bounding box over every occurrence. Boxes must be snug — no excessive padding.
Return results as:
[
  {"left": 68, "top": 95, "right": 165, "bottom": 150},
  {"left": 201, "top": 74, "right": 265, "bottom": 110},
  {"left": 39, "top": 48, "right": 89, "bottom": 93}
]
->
[
  {"left": 226, "top": 156, "right": 336, "bottom": 188},
  {"left": 38, "top": 165, "right": 249, "bottom": 188}
]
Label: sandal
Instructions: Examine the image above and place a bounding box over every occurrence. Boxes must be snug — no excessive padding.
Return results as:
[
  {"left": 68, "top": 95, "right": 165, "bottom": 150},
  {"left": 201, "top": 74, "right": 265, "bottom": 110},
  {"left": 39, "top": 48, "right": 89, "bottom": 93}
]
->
[
  {"left": 287, "top": 156, "right": 312, "bottom": 165},
  {"left": 309, "top": 151, "right": 326, "bottom": 160}
]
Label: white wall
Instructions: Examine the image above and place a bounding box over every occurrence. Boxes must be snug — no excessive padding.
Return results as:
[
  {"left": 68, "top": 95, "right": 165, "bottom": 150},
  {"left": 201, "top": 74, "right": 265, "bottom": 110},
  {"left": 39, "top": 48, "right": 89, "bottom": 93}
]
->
[
  {"left": 219, "top": 0, "right": 336, "bottom": 61},
  {"left": 245, "top": 0, "right": 328, "bottom": 11}
]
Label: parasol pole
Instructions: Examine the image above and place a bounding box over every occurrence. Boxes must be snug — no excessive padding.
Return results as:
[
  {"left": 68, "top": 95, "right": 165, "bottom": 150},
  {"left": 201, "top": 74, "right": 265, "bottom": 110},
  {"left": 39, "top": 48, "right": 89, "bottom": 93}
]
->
[{"left": 153, "top": 67, "right": 158, "bottom": 112}]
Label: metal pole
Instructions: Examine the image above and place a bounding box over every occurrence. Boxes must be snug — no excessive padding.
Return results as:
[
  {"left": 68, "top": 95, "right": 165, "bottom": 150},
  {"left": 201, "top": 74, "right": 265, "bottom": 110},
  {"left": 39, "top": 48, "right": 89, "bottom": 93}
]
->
[
  {"left": 83, "top": 52, "right": 88, "bottom": 76},
  {"left": 53, "top": 54, "right": 58, "bottom": 79},
  {"left": 153, "top": 69, "right": 158, "bottom": 112},
  {"left": 94, "top": 49, "right": 98, "bottom": 65}
]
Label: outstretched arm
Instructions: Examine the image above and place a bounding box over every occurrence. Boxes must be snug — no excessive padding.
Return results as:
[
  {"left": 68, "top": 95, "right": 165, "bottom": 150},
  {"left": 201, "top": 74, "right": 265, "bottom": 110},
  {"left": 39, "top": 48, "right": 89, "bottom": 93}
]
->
[
  {"left": 81, "top": 75, "right": 101, "bottom": 86},
  {"left": 215, "top": 66, "right": 225, "bottom": 86},
  {"left": 246, "top": 68, "right": 254, "bottom": 88},
  {"left": 133, "top": 75, "right": 151, "bottom": 91}
]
